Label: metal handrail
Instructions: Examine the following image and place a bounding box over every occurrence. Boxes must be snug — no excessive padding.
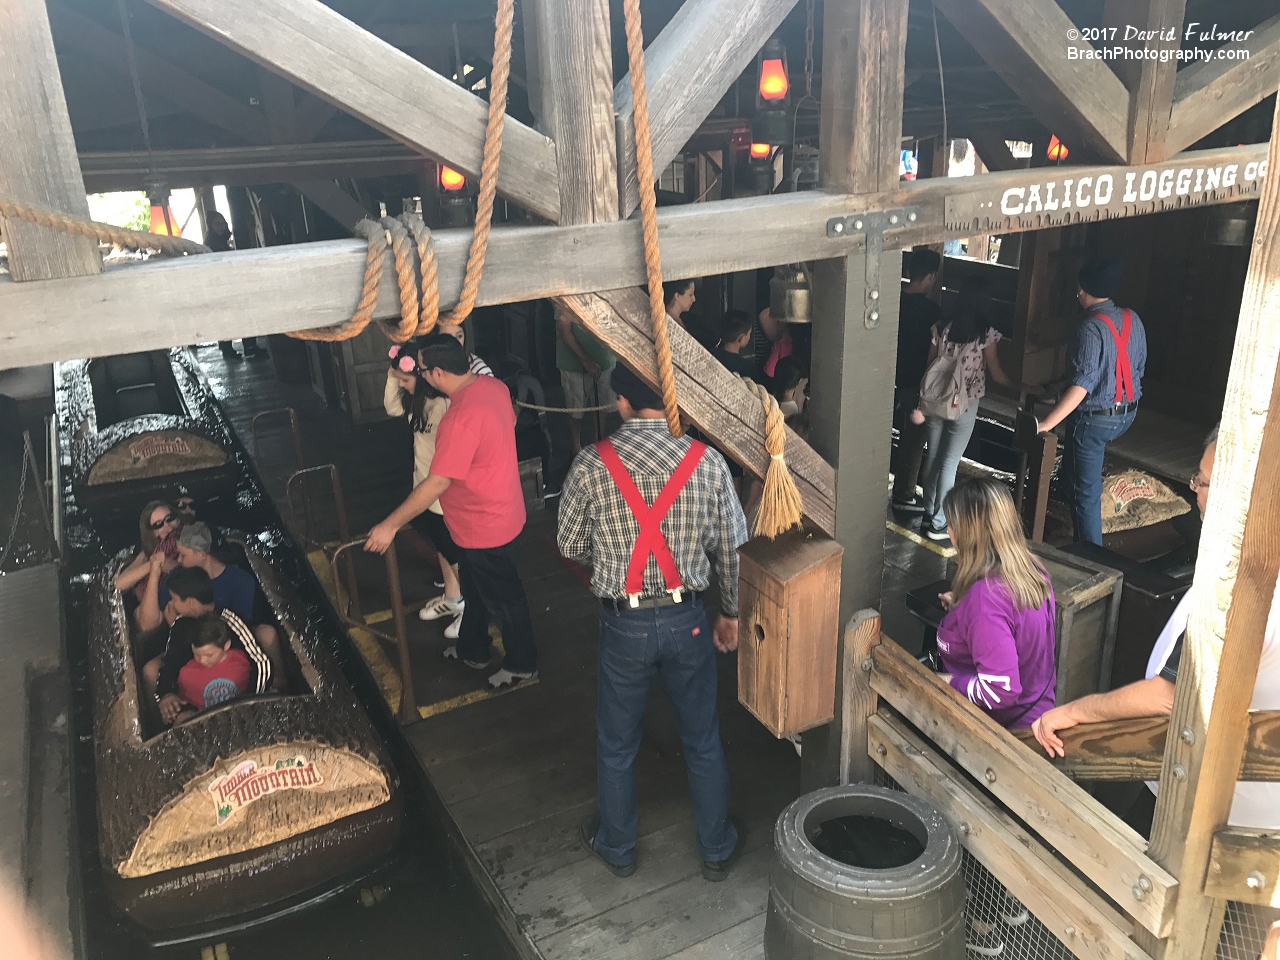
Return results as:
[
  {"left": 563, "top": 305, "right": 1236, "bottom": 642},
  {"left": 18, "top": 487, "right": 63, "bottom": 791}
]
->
[
  {"left": 286, "top": 463, "right": 360, "bottom": 618},
  {"left": 330, "top": 537, "right": 416, "bottom": 724},
  {"left": 250, "top": 407, "right": 305, "bottom": 479}
]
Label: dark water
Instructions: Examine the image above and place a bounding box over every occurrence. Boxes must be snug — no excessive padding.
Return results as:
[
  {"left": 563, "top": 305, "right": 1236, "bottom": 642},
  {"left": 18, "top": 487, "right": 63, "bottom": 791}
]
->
[{"left": 808, "top": 815, "right": 925, "bottom": 869}]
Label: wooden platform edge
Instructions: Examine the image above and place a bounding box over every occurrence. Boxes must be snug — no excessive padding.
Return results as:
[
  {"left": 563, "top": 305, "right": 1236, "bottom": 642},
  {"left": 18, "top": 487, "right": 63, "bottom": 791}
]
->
[
  {"left": 869, "top": 639, "right": 1180, "bottom": 938},
  {"left": 1204, "top": 827, "right": 1280, "bottom": 906},
  {"left": 870, "top": 712, "right": 1152, "bottom": 960}
]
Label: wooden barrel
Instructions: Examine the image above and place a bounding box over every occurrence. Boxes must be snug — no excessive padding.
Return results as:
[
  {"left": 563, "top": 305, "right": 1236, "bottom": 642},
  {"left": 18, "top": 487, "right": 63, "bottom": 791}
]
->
[{"left": 766, "top": 785, "right": 966, "bottom": 960}]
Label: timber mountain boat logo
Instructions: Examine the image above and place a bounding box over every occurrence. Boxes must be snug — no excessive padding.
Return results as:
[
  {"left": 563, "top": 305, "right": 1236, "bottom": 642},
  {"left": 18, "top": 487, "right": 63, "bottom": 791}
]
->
[
  {"left": 1109, "top": 475, "right": 1155, "bottom": 512},
  {"left": 129, "top": 435, "right": 191, "bottom": 463},
  {"left": 209, "top": 756, "right": 324, "bottom": 825}
]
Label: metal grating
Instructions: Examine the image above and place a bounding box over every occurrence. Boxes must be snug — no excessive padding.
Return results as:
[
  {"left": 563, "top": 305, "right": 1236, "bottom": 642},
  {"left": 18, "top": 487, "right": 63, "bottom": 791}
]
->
[{"left": 871, "top": 767, "right": 1277, "bottom": 960}]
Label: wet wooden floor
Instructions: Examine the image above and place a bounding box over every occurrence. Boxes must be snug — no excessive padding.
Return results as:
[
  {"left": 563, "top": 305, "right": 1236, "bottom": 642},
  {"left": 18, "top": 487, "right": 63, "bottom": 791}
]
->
[{"left": 205, "top": 342, "right": 951, "bottom": 959}]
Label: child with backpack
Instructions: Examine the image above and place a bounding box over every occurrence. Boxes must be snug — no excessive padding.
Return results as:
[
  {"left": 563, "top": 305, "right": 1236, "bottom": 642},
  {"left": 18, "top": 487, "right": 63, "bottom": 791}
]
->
[{"left": 913, "top": 277, "right": 1026, "bottom": 541}]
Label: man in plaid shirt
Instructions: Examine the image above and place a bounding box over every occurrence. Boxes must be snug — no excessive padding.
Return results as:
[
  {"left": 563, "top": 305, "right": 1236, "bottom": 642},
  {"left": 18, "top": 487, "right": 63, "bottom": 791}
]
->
[{"left": 558, "top": 363, "right": 748, "bottom": 882}]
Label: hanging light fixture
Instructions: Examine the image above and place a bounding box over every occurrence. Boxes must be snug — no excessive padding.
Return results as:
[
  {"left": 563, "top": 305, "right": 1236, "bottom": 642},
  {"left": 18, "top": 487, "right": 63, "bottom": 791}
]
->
[
  {"left": 753, "top": 35, "right": 792, "bottom": 145},
  {"left": 770, "top": 263, "right": 813, "bottom": 324},
  {"left": 436, "top": 163, "right": 474, "bottom": 228},
  {"left": 146, "top": 179, "right": 179, "bottom": 237},
  {"left": 1046, "top": 135, "right": 1069, "bottom": 161}
]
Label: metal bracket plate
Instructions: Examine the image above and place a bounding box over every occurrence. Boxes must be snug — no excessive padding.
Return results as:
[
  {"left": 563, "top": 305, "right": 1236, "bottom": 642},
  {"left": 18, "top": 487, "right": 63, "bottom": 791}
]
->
[{"left": 825, "top": 207, "right": 921, "bottom": 328}]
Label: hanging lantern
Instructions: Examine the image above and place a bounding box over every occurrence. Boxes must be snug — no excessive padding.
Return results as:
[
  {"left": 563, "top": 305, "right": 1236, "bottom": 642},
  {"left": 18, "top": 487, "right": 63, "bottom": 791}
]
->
[
  {"left": 145, "top": 179, "right": 179, "bottom": 237},
  {"left": 1046, "top": 135, "right": 1069, "bottom": 161},
  {"left": 749, "top": 142, "right": 773, "bottom": 160},
  {"left": 1205, "top": 200, "right": 1257, "bottom": 246},
  {"left": 438, "top": 165, "right": 467, "bottom": 192},
  {"left": 752, "top": 35, "right": 792, "bottom": 146},
  {"left": 770, "top": 263, "right": 813, "bottom": 324}
]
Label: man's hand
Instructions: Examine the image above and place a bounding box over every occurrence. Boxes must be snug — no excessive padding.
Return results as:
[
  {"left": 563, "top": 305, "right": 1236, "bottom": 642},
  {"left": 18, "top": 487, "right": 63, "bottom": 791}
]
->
[
  {"left": 583, "top": 358, "right": 603, "bottom": 380},
  {"left": 364, "top": 521, "right": 398, "bottom": 554},
  {"left": 712, "top": 616, "right": 738, "bottom": 653},
  {"left": 158, "top": 694, "right": 184, "bottom": 724},
  {"left": 1031, "top": 706, "right": 1077, "bottom": 758},
  {"left": 148, "top": 550, "right": 165, "bottom": 577}
]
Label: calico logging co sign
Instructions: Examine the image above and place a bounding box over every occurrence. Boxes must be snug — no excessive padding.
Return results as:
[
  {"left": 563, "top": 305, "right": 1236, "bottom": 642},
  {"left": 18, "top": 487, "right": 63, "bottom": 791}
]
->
[{"left": 944, "top": 146, "right": 1269, "bottom": 235}]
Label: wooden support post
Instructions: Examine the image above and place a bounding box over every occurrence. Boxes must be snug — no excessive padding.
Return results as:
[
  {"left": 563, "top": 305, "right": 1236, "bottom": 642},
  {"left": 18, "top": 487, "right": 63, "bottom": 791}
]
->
[
  {"left": 0, "top": 0, "right": 101, "bottom": 282},
  {"left": 1144, "top": 96, "right": 1280, "bottom": 960},
  {"left": 526, "top": 0, "right": 618, "bottom": 225},
  {"left": 802, "top": 0, "right": 909, "bottom": 790},
  {"left": 838, "top": 610, "right": 882, "bottom": 785},
  {"left": 1205, "top": 828, "right": 1280, "bottom": 906},
  {"left": 1103, "top": 0, "right": 1185, "bottom": 163}
]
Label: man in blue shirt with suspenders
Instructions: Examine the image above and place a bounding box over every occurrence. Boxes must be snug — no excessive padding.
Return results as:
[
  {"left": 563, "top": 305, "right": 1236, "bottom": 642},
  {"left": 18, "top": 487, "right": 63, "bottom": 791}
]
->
[{"left": 1037, "top": 258, "right": 1147, "bottom": 545}]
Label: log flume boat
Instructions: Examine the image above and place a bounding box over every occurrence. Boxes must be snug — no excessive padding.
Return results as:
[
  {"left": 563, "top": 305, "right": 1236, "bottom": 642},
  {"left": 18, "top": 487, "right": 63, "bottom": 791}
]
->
[{"left": 55, "top": 348, "right": 402, "bottom": 939}]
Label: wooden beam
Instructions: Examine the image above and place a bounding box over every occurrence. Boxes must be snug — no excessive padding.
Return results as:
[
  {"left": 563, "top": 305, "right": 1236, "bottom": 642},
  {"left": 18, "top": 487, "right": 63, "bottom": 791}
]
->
[
  {"left": 1205, "top": 828, "right": 1280, "bottom": 906},
  {"left": 871, "top": 712, "right": 1155, "bottom": 960},
  {"left": 553, "top": 288, "right": 836, "bottom": 536},
  {"left": 838, "top": 610, "right": 883, "bottom": 785},
  {"left": 1145, "top": 95, "right": 1280, "bottom": 960},
  {"left": 0, "top": 0, "right": 101, "bottom": 281},
  {"left": 1010, "top": 712, "right": 1280, "bottom": 781},
  {"left": 289, "top": 179, "right": 370, "bottom": 231},
  {"left": 46, "top": 2, "right": 272, "bottom": 146},
  {"left": 968, "top": 130, "right": 1023, "bottom": 172},
  {"left": 930, "top": 0, "right": 1131, "bottom": 162},
  {"left": 527, "top": 0, "right": 618, "bottom": 225},
  {"left": 869, "top": 638, "right": 1180, "bottom": 937},
  {"left": 0, "top": 143, "right": 1268, "bottom": 367},
  {"left": 1166, "top": 13, "right": 1280, "bottom": 156},
  {"left": 615, "top": 0, "right": 800, "bottom": 218},
  {"left": 141, "top": 0, "right": 561, "bottom": 222},
  {"left": 77, "top": 141, "right": 423, "bottom": 194},
  {"left": 1103, "top": 0, "right": 1186, "bottom": 163}
]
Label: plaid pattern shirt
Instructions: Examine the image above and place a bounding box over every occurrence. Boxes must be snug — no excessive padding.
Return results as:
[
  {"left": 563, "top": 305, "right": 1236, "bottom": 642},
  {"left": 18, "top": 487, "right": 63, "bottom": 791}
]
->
[{"left": 557, "top": 418, "right": 749, "bottom": 615}]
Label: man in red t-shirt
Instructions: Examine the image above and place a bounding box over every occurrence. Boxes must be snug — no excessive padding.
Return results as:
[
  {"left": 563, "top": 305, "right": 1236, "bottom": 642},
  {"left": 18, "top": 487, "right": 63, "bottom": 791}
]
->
[{"left": 367, "top": 333, "right": 538, "bottom": 689}]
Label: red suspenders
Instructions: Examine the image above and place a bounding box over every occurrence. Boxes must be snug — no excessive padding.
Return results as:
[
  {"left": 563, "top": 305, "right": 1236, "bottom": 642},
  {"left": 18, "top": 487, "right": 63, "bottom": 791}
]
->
[
  {"left": 595, "top": 438, "right": 707, "bottom": 605},
  {"left": 1093, "top": 309, "right": 1136, "bottom": 404}
]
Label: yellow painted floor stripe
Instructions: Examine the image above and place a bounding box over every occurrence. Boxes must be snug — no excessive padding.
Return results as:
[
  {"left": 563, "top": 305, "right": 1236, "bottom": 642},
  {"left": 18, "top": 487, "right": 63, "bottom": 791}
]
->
[
  {"left": 417, "top": 677, "right": 539, "bottom": 720},
  {"left": 886, "top": 520, "right": 956, "bottom": 558}
]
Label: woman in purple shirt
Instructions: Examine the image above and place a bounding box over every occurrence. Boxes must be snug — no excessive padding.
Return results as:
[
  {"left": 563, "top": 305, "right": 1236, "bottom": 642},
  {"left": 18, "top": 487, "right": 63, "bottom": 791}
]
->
[{"left": 935, "top": 478, "right": 1057, "bottom": 730}]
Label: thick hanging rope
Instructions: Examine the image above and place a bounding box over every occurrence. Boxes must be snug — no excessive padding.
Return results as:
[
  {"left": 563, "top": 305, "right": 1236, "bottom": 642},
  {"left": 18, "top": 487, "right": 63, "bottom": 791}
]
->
[
  {"left": 288, "top": 0, "right": 512, "bottom": 343},
  {"left": 738, "top": 377, "right": 804, "bottom": 539},
  {"left": 621, "top": 0, "right": 683, "bottom": 438},
  {"left": 0, "top": 195, "right": 209, "bottom": 256}
]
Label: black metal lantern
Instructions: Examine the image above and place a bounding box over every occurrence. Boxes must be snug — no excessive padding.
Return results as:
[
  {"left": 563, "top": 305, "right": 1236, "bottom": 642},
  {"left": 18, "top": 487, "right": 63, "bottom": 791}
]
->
[
  {"left": 752, "top": 35, "right": 792, "bottom": 146},
  {"left": 436, "top": 163, "right": 474, "bottom": 228}
]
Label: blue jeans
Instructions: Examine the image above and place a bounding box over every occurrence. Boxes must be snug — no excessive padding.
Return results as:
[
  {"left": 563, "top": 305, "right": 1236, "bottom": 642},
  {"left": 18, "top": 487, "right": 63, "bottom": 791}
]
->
[
  {"left": 1063, "top": 407, "right": 1137, "bottom": 545},
  {"left": 592, "top": 598, "right": 737, "bottom": 868},
  {"left": 920, "top": 398, "right": 980, "bottom": 532}
]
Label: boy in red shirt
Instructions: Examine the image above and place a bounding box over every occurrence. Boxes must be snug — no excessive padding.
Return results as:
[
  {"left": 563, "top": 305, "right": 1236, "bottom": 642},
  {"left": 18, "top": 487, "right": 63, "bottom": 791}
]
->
[
  {"left": 366, "top": 333, "right": 538, "bottom": 689},
  {"left": 172, "top": 617, "right": 252, "bottom": 725}
]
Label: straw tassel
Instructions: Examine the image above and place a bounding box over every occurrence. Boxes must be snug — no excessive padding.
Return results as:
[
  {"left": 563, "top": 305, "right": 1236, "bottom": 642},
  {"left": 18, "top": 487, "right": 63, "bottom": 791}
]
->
[{"left": 740, "top": 377, "right": 804, "bottom": 539}]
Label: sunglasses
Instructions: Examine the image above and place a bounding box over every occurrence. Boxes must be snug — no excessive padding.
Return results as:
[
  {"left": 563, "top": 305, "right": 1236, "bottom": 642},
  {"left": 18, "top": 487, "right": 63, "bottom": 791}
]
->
[{"left": 149, "top": 512, "right": 177, "bottom": 530}]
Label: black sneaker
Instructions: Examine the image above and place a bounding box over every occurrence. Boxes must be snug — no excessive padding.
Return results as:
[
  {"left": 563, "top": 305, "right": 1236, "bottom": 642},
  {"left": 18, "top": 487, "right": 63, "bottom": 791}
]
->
[
  {"left": 925, "top": 525, "right": 951, "bottom": 542},
  {"left": 578, "top": 815, "right": 636, "bottom": 878},
  {"left": 966, "top": 924, "right": 1005, "bottom": 957},
  {"left": 892, "top": 495, "right": 927, "bottom": 514},
  {"left": 701, "top": 817, "right": 744, "bottom": 882}
]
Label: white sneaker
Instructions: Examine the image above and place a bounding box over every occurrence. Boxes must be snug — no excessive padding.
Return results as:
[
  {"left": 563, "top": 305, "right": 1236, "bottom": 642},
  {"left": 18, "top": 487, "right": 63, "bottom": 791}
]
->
[
  {"left": 444, "top": 611, "right": 463, "bottom": 640},
  {"left": 419, "top": 595, "right": 463, "bottom": 621}
]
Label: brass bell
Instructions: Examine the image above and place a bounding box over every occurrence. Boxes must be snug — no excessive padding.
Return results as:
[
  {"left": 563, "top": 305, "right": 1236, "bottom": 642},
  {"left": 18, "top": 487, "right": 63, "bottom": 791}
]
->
[
  {"left": 770, "top": 263, "right": 813, "bottom": 324},
  {"left": 1205, "top": 200, "right": 1256, "bottom": 247}
]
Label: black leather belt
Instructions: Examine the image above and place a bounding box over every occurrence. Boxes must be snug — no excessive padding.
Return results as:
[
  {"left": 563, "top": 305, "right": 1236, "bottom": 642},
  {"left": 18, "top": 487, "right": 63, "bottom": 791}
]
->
[
  {"left": 1081, "top": 400, "right": 1138, "bottom": 417},
  {"left": 600, "top": 592, "right": 703, "bottom": 614}
]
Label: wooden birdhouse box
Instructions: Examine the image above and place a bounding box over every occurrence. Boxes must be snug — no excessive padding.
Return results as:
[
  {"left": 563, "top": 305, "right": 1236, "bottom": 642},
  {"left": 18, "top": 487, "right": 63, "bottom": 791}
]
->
[{"left": 737, "top": 528, "right": 843, "bottom": 738}]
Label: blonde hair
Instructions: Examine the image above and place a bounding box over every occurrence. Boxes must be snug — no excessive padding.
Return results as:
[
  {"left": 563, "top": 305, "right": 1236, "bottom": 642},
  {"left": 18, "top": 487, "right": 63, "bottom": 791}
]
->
[{"left": 943, "top": 478, "right": 1051, "bottom": 610}]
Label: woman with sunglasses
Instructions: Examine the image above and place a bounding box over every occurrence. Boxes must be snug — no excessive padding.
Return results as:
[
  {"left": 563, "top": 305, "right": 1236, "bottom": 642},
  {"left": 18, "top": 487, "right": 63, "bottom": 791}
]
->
[{"left": 113, "top": 500, "right": 182, "bottom": 599}]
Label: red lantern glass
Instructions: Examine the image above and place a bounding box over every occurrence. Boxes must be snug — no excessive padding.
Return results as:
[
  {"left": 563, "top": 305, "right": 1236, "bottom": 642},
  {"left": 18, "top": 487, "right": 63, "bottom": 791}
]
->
[
  {"left": 758, "top": 58, "right": 789, "bottom": 102},
  {"left": 1046, "top": 135, "right": 1069, "bottom": 161},
  {"left": 439, "top": 165, "right": 467, "bottom": 192},
  {"left": 749, "top": 143, "right": 772, "bottom": 160}
]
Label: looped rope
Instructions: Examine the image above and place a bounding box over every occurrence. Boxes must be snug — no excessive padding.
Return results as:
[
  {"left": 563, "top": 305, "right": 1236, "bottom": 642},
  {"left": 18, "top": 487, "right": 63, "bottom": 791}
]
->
[
  {"left": 621, "top": 0, "right": 682, "bottom": 438},
  {"left": 287, "top": 0, "right": 513, "bottom": 343},
  {"left": 0, "top": 195, "right": 209, "bottom": 256},
  {"left": 737, "top": 376, "right": 803, "bottom": 539}
]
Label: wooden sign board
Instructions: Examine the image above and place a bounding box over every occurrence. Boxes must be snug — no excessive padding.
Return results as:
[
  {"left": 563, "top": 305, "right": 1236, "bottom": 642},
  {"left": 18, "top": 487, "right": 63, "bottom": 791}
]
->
[{"left": 945, "top": 150, "right": 1267, "bottom": 236}]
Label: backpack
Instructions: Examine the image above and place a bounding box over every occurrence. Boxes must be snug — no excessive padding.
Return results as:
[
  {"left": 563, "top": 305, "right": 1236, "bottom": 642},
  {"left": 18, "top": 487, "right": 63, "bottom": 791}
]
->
[{"left": 916, "top": 335, "right": 971, "bottom": 421}]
